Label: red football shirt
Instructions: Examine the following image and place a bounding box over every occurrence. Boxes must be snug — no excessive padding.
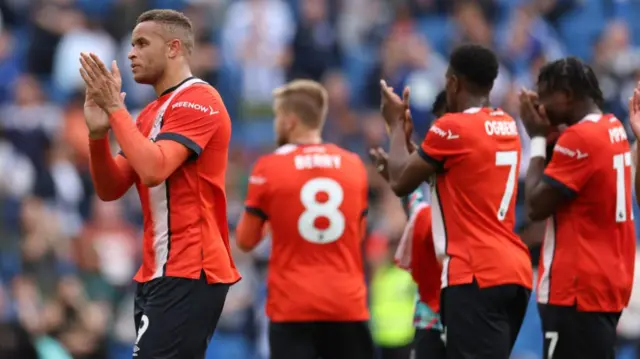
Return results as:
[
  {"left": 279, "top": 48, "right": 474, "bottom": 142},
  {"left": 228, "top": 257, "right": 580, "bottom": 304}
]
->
[
  {"left": 419, "top": 107, "right": 533, "bottom": 289},
  {"left": 244, "top": 143, "right": 369, "bottom": 322},
  {"left": 538, "top": 113, "right": 636, "bottom": 312},
  {"left": 126, "top": 78, "right": 241, "bottom": 284},
  {"left": 406, "top": 204, "right": 442, "bottom": 312}
]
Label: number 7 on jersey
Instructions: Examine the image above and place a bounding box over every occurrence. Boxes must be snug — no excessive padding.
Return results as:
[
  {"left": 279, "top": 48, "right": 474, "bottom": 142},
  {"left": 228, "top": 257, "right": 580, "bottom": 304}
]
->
[{"left": 495, "top": 151, "right": 518, "bottom": 221}]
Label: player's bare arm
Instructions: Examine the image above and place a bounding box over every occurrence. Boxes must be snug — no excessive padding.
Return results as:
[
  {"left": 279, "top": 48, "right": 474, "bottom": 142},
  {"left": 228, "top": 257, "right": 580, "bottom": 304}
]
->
[
  {"left": 628, "top": 84, "right": 640, "bottom": 199},
  {"left": 237, "top": 157, "right": 271, "bottom": 252},
  {"left": 520, "top": 89, "right": 567, "bottom": 221},
  {"left": 236, "top": 212, "right": 267, "bottom": 252},
  {"left": 80, "top": 53, "right": 193, "bottom": 187},
  {"left": 380, "top": 80, "right": 436, "bottom": 197}
]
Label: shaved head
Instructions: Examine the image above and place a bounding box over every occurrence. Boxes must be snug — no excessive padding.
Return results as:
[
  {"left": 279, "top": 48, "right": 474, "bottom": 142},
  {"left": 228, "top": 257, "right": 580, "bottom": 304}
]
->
[{"left": 136, "top": 9, "right": 194, "bottom": 55}]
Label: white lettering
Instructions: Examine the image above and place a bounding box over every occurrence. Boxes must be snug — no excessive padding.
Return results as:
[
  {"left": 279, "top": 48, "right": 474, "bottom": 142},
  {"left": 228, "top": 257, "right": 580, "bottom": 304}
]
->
[
  {"left": 294, "top": 155, "right": 342, "bottom": 170},
  {"left": 430, "top": 125, "right": 447, "bottom": 138},
  {"left": 484, "top": 120, "right": 518, "bottom": 136},
  {"left": 171, "top": 101, "right": 218, "bottom": 115},
  {"left": 609, "top": 126, "right": 628, "bottom": 144},
  {"left": 554, "top": 144, "right": 589, "bottom": 160},
  {"left": 554, "top": 144, "right": 576, "bottom": 158}
]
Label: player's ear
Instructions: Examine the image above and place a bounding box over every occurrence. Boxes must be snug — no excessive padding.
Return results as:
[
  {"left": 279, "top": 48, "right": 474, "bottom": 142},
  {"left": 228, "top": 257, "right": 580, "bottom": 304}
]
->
[{"left": 166, "top": 39, "right": 181, "bottom": 59}]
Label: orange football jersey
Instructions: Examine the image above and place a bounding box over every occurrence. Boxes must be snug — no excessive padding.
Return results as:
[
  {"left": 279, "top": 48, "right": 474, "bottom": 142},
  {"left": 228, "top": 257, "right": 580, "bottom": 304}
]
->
[
  {"left": 126, "top": 78, "right": 240, "bottom": 285},
  {"left": 538, "top": 113, "right": 636, "bottom": 312},
  {"left": 244, "top": 143, "right": 369, "bottom": 322},
  {"left": 419, "top": 107, "right": 533, "bottom": 289}
]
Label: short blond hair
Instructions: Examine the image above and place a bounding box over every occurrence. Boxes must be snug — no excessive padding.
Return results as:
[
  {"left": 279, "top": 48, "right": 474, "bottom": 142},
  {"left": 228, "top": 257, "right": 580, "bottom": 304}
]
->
[{"left": 273, "top": 79, "right": 329, "bottom": 128}]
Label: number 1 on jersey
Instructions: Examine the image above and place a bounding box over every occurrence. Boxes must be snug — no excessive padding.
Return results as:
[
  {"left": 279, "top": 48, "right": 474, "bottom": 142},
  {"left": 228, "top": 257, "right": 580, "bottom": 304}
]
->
[
  {"left": 613, "top": 152, "right": 632, "bottom": 222},
  {"left": 495, "top": 151, "right": 518, "bottom": 221}
]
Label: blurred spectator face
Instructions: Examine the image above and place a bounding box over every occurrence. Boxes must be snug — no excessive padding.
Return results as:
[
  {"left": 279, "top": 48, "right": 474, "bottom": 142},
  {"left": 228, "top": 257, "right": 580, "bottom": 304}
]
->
[
  {"left": 323, "top": 71, "right": 350, "bottom": 110},
  {"left": 455, "top": 2, "right": 492, "bottom": 45},
  {"left": 14, "top": 75, "right": 44, "bottom": 106},
  {"left": 302, "top": 0, "right": 327, "bottom": 23},
  {"left": 128, "top": 21, "right": 172, "bottom": 85},
  {"left": 604, "top": 21, "right": 630, "bottom": 54},
  {"left": 405, "top": 33, "right": 429, "bottom": 68}
]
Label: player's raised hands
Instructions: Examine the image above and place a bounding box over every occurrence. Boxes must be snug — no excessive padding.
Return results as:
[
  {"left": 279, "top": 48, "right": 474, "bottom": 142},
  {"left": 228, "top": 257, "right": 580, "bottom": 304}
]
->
[
  {"left": 380, "top": 80, "right": 408, "bottom": 128},
  {"left": 369, "top": 147, "right": 390, "bottom": 182},
  {"left": 79, "top": 53, "right": 125, "bottom": 114},
  {"left": 518, "top": 88, "right": 551, "bottom": 137},
  {"left": 628, "top": 83, "right": 640, "bottom": 139},
  {"left": 402, "top": 109, "right": 418, "bottom": 153}
]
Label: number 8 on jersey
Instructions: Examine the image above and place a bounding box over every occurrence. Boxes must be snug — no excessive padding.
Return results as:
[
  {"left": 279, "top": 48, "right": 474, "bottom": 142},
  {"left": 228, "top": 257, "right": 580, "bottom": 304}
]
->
[{"left": 298, "top": 177, "right": 345, "bottom": 244}]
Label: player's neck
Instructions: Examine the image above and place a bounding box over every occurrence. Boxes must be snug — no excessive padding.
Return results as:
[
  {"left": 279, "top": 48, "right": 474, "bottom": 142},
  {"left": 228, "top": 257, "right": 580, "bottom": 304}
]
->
[
  {"left": 288, "top": 132, "right": 322, "bottom": 145},
  {"left": 154, "top": 65, "right": 194, "bottom": 97},
  {"left": 568, "top": 102, "right": 602, "bottom": 125},
  {"left": 460, "top": 95, "right": 490, "bottom": 112}
]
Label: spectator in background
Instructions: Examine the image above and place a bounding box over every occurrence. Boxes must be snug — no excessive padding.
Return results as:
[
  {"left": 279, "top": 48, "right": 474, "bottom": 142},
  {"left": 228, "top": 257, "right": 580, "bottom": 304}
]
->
[
  {"left": 1, "top": 74, "right": 68, "bottom": 206},
  {"left": 0, "top": 30, "right": 21, "bottom": 103},
  {"left": 75, "top": 198, "right": 138, "bottom": 301},
  {"left": 0, "top": 283, "right": 39, "bottom": 359},
  {"left": 322, "top": 70, "right": 363, "bottom": 152},
  {"left": 222, "top": 0, "right": 294, "bottom": 114},
  {"left": 288, "top": 0, "right": 340, "bottom": 81},
  {"left": 26, "top": 0, "right": 85, "bottom": 78},
  {"left": 182, "top": 4, "right": 220, "bottom": 86},
  {"left": 364, "top": 29, "right": 446, "bottom": 137},
  {"left": 52, "top": 15, "right": 116, "bottom": 98}
]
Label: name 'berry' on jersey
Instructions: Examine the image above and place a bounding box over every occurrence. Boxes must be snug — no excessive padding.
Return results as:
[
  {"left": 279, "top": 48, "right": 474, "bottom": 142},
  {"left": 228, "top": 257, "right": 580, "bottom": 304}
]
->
[
  {"left": 538, "top": 114, "right": 636, "bottom": 312},
  {"left": 418, "top": 107, "right": 533, "bottom": 289},
  {"left": 244, "top": 143, "right": 369, "bottom": 322}
]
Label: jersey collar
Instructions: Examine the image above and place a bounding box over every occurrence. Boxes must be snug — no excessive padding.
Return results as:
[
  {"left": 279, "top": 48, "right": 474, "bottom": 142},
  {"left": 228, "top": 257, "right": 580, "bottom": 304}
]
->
[
  {"left": 580, "top": 113, "right": 602, "bottom": 123},
  {"left": 463, "top": 107, "right": 482, "bottom": 114},
  {"left": 160, "top": 76, "right": 197, "bottom": 97}
]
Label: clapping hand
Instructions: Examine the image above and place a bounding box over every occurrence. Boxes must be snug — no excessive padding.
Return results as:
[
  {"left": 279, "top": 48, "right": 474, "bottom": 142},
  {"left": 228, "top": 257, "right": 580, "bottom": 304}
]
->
[
  {"left": 518, "top": 88, "right": 551, "bottom": 137},
  {"left": 79, "top": 53, "right": 125, "bottom": 114},
  {"left": 380, "top": 80, "right": 415, "bottom": 151},
  {"left": 369, "top": 147, "right": 390, "bottom": 182},
  {"left": 380, "top": 80, "right": 408, "bottom": 129}
]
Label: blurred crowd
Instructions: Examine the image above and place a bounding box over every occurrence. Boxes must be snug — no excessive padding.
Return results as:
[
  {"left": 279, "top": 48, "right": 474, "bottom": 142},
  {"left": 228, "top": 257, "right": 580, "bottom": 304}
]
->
[{"left": 2, "top": 0, "right": 640, "bottom": 358}]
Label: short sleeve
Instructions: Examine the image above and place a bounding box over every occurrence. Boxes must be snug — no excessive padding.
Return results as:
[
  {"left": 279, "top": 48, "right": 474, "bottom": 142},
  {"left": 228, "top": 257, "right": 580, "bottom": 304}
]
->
[
  {"left": 418, "top": 114, "right": 467, "bottom": 172},
  {"left": 244, "top": 157, "right": 271, "bottom": 220},
  {"left": 543, "top": 128, "right": 592, "bottom": 197},
  {"left": 156, "top": 86, "right": 225, "bottom": 158}
]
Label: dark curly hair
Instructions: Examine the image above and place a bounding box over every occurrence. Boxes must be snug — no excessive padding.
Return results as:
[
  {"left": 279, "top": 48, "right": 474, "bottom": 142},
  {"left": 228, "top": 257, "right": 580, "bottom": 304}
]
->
[
  {"left": 537, "top": 57, "right": 604, "bottom": 108},
  {"left": 449, "top": 44, "right": 499, "bottom": 92}
]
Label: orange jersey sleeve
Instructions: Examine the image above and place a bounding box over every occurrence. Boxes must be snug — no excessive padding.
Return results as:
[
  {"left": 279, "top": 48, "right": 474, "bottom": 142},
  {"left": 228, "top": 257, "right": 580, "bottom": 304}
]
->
[
  {"left": 156, "top": 86, "right": 225, "bottom": 158},
  {"left": 244, "top": 156, "right": 271, "bottom": 220},
  {"left": 544, "top": 128, "right": 593, "bottom": 196},
  {"left": 418, "top": 114, "right": 469, "bottom": 171}
]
